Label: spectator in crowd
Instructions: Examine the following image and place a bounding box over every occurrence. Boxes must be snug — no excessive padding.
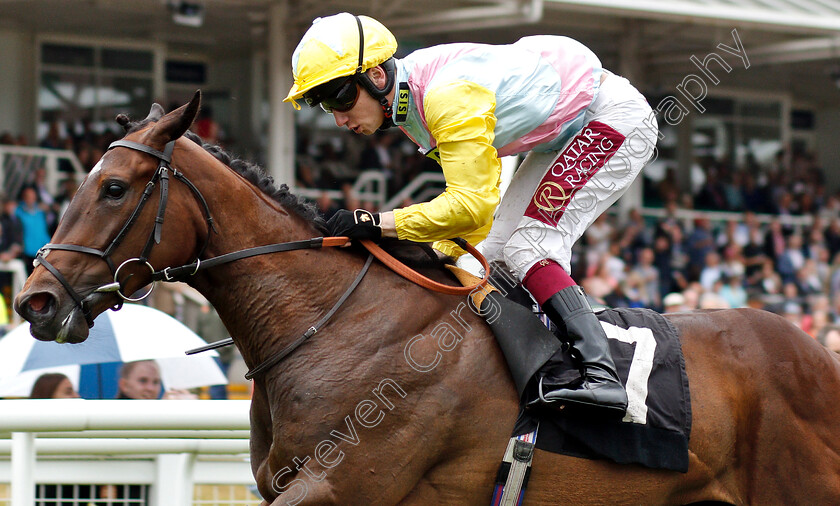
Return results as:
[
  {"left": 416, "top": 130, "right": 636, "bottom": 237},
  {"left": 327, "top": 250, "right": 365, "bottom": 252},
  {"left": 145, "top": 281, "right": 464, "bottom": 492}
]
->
[
  {"left": 652, "top": 234, "right": 675, "bottom": 299},
  {"left": 54, "top": 175, "right": 79, "bottom": 220},
  {"left": 717, "top": 273, "right": 748, "bottom": 309},
  {"left": 0, "top": 132, "right": 15, "bottom": 145},
  {"left": 341, "top": 183, "right": 361, "bottom": 211},
  {"left": 583, "top": 213, "right": 614, "bottom": 270},
  {"left": 318, "top": 141, "right": 357, "bottom": 188},
  {"left": 194, "top": 303, "right": 231, "bottom": 400},
  {"left": 0, "top": 197, "right": 24, "bottom": 293},
  {"left": 763, "top": 218, "right": 787, "bottom": 267},
  {"left": 682, "top": 285, "right": 701, "bottom": 311},
  {"left": 742, "top": 226, "right": 767, "bottom": 286},
  {"left": 192, "top": 106, "right": 221, "bottom": 144},
  {"left": 699, "top": 251, "right": 723, "bottom": 292},
  {"left": 694, "top": 164, "right": 726, "bottom": 210},
  {"left": 628, "top": 247, "right": 660, "bottom": 309},
  {"left": 717, "top": 217, "right": 749, "bottom": 250},
  {"left": 781, "top": 301, "right": 803, "bottom": 328},
  {"left": 31, "top": 167, "right": 54, "bottom": 208},
  {"left": 15, "top": 185, "right": 51, "bottom": 275},
  {"left": 816, "top": 324, "right": 840, "bottom": 354},
  {"left": 39, "top": 119, "right": 64, "bottom": 150},
  {"left": 316, "top": 192, "right": 340, "bottom": 221},
  {"left": 720, "top": 243, "right": 745, "bottom": 280},
  {"left": 777, "top": 232, "right": 805, "bottom": 285},
  {"left": 30, "top": 372, "right": 80, "bottom": 399},
  {"left": 359, "top": 131, "right": 402, "bottom": 194},
  {"left": 662, "top": 292, "right": 687, "bottom": 313},
  {"left": 751, "top": 258, "right": 782, "bottom": 296},
  {"left": 807, "top": 307, "right": 830, "bottom": 339},
  {"left": 796, "top": 258, "right": 823, "bottom": 298},
  {"left": 686, "top": 218, "right": 716, "bottom": 281},
  {"left": 699, "top": 291, "right": 729, "bottom": 309},
  {"left": 117, "top": 360, "right": 197, "bottom": 400},
  {"left": 618, "top": 208, "right": 653, "bottom": 258},
  {"left": 297, "top": 153, "right": 322, "bottom": 189},
  {"left": 358, "top": 131, "right": 395, "bottom": 171},
  {"left": 74, "top": 139, "right": 103, "bottom": 172}
]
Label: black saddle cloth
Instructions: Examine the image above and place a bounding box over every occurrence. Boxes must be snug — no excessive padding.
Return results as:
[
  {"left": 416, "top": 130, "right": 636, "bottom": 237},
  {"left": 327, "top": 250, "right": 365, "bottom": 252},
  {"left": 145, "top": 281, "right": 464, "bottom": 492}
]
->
[{"left": 513, "top": 304, "right": 692, "bottom": 472}]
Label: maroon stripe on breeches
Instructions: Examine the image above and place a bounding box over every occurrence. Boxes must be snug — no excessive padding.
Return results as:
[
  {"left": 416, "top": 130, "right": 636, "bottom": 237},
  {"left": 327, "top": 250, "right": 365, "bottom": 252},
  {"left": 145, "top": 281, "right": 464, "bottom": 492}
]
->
[{"left": 524, "top": 121, "right": 626, "bottom": 227}]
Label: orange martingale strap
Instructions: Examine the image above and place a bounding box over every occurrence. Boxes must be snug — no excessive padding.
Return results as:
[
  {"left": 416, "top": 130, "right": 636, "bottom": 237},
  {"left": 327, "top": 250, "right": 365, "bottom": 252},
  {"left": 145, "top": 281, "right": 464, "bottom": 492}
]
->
[
  {"left": 322, "top": 236, "right": 351, "bottom": 248},
  {"left": 353, "top": 238, "right": 491, "bottom": 296}
]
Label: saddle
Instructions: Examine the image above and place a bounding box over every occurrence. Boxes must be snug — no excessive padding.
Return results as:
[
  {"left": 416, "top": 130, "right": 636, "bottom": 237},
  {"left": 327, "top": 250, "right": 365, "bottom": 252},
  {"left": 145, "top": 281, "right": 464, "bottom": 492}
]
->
[{"left": 449, "top": 264, "right": 692, "bottom": 473}]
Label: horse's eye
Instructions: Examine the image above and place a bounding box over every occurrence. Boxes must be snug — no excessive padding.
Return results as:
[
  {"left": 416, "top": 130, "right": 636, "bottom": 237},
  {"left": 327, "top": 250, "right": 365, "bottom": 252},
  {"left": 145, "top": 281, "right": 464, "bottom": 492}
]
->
[{"left": 105, "top": 183, "right": 125, "bottom": 199}]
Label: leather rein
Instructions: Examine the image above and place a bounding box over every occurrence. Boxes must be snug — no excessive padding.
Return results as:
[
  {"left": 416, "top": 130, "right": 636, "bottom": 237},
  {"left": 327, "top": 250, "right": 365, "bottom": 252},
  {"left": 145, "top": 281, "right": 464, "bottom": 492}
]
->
[{"left": 37, "top": 136, "right": 491, "bottom": 379}]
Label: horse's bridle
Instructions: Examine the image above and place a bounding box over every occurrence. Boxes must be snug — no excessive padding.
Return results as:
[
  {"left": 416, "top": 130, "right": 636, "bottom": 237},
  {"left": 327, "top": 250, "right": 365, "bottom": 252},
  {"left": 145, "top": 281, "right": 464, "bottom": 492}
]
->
[
  {"left": 36, "top": 135, "right": 491, "bottom": 379},
  {"left": 35, "top": 138, "right": 216, "bottom": 327}
]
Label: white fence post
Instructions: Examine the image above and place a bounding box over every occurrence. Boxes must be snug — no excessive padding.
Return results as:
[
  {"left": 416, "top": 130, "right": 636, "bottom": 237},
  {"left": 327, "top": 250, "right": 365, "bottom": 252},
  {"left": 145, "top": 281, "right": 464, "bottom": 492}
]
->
[
  {"left": 0, "top": 400, "right": 253, "bottom": 504},
  {"left": 152, "top": 453, "right": 196, "bottom": 506},
  {"left": 10, "top": 432, "right": 34, "bottom": 506}
]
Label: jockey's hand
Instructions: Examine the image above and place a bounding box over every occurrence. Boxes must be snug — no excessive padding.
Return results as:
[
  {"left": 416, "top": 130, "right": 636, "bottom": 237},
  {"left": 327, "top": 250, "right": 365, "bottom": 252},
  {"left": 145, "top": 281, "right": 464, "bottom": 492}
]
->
[{"left": 327, "top": 209, "right": 382, "bottom": 241}]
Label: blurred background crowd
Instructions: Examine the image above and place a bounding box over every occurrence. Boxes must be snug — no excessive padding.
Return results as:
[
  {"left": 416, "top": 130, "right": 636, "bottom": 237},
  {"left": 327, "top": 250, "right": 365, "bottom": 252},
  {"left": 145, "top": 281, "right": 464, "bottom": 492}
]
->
[{"left": 2, "top": 118, "right": 840, "bottom": 359}]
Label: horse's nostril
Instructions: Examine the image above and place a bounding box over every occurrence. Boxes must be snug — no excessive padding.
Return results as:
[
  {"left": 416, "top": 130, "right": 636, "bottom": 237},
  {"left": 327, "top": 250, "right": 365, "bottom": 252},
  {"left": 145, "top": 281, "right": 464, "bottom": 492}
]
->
[{"left": 27, "top": 293, "right": 53, "bottom": 314}]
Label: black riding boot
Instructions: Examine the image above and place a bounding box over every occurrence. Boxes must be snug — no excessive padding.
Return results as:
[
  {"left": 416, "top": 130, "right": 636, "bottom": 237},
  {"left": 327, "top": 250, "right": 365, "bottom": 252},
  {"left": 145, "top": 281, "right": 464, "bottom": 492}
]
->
[{"left": 538, "top": 286, "right": 627, "bottom": 415}]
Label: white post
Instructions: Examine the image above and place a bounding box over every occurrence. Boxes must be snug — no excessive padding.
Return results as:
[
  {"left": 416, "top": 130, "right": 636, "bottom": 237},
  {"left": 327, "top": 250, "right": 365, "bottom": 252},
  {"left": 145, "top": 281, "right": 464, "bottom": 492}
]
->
[
  {"left": 267, "top": 0, "right": 296, "bottom": 190},
  {"left": 152, "top": 453, "right": 196, "bottom": 506},
  {"left": 251, "top": 49, "right": 266, "bottom": 150},
  {"left": 10, "top": 432, "right": 35, "bottom": 506},
  {"left": 616, "top": 19, "right": 644, "bottom": 218}
]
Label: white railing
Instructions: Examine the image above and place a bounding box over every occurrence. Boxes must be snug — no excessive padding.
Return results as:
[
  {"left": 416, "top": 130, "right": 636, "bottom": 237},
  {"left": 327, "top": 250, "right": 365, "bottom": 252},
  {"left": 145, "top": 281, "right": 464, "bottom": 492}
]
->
[
  {"left": 382, "top": 172, "right": 446, "bottom": 211},
  {"left": 294, "top": 170, "right": 447, "bottom": 212},
  {"left": 636, "top": 206, "right": 814, "bottom": 230},
  {"left": 0, "top": 145, "right": 86, "bottom": 199},
  {"left": 0, "top": 399, "right": 256, "bottom": 506},
  {"left": 295, "top": 170, "right": 387, "bottom": 207}
]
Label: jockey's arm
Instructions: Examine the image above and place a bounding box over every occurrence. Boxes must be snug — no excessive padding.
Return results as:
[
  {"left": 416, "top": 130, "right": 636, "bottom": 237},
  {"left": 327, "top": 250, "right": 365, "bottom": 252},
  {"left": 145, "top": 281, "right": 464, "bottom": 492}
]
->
[{"left": 384, "top": 80, "right": 501, "bottom": 257}]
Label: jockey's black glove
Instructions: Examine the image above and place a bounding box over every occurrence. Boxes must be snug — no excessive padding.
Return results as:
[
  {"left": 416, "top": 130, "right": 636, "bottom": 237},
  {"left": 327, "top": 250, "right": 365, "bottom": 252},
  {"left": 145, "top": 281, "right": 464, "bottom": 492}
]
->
[{"left": 327, "top": 209, "right": 382, "bottom": 241}]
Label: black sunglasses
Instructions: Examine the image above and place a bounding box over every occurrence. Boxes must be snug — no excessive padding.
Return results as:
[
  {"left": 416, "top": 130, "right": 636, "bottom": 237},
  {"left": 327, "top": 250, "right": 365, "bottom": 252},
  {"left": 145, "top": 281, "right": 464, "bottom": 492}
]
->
[{"left": 304, "top": 75, "right": 360, "bottom": 113}]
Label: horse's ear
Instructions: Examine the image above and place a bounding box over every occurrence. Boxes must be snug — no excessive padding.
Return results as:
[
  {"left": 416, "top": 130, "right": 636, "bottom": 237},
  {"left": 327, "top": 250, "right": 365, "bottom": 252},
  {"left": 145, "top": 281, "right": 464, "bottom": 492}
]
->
[
  {"left": 149, "top": 90, "right": 201, "bottom": 144},
  {"left": 146, "top": 103, "right": 166, "bottom": 122}
]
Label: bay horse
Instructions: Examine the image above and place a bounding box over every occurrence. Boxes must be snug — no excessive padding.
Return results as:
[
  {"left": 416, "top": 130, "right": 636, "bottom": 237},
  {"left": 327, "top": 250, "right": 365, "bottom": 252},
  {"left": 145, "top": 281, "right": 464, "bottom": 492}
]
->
[{"left": 15, "top": 93, "right": 840, "bottom": 504}]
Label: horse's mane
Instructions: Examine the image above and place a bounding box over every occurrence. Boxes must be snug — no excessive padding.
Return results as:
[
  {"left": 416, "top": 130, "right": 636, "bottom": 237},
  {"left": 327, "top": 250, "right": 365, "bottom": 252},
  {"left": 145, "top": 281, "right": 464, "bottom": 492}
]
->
[
  {"left": 123, "top": 117, "right": 327, "bottom": 233},
  {"left": 124, "top": 115, "right": 452, "bottom": 277}
]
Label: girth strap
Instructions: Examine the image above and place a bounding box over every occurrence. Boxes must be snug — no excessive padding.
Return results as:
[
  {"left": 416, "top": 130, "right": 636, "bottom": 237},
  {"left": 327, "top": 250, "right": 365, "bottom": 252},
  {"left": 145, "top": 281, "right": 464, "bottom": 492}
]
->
[
  {"left": 244, "top": 253, "right": 374, "bottom": 380},
  {"left": 492, "top": 427, "right": 538, "bottom": 506}
]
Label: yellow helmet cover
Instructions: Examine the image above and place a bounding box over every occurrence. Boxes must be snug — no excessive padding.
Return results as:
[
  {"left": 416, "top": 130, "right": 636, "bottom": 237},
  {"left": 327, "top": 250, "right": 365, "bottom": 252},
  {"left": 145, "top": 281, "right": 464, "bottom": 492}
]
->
[{"left": 285, "top": 13, "right": 398, "bottom": 109}]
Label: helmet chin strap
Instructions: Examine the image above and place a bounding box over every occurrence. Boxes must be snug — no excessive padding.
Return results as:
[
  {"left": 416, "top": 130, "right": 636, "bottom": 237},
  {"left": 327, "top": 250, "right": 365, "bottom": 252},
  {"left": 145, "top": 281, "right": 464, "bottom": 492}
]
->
[
  {"left": 358, "top": 58, "right": 397, "bottom": 130},
  {"left": 351, "top": 15, "right": 396, "bottom": 130},
  {"left": 377, "top": 98, "right": 395, "bottom": 131}
]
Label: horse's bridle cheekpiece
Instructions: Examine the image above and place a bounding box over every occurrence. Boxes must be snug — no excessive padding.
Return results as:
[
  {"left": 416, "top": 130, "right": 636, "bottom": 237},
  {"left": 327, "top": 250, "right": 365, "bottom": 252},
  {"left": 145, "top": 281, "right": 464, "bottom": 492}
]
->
[
  {"left": 36, "top": 134, "right": 490, "bottom": 378},
  {"left": 35, "top": 139, "right": 215, "bottom": 329}
]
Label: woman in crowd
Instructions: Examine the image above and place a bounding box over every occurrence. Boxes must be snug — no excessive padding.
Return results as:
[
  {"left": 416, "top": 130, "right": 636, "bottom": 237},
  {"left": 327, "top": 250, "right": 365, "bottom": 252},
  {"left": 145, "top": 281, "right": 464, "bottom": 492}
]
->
[{"left": 29, "top": 372, "right": 79, "bottom": 399}]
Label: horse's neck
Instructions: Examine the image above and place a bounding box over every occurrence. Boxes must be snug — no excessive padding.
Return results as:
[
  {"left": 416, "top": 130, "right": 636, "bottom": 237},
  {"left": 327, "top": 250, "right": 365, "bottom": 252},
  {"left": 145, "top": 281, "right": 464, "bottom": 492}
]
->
[
  {"left": 187, "top": 191, "right": 361, "bottom": 368},
  {"left": 189, "top": 196, "right": 521, "bottom": 489}
]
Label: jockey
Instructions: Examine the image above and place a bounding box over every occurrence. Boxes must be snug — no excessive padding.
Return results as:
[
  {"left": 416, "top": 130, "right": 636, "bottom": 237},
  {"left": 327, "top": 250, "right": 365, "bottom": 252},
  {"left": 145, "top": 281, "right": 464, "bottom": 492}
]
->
[{"left": 285, "top": 13, "right": 659, "bottom": 416}]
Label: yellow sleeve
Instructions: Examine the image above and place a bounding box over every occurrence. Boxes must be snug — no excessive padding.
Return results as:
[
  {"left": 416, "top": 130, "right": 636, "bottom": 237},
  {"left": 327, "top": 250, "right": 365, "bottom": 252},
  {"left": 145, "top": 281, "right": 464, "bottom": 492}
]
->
[{"left": 392, "top": 80, "right": 501, "bottom": 257}]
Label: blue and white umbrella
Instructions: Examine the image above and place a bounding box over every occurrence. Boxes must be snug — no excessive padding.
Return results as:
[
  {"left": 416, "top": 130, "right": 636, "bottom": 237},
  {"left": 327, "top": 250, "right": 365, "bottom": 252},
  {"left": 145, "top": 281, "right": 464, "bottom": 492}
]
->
[{"left": 0, "top": 303, "right": 228, "bottom": 398}]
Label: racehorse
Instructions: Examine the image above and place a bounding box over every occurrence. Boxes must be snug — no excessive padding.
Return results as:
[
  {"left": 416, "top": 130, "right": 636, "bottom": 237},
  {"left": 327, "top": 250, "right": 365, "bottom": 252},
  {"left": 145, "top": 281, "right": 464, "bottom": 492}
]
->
[{"left": 15, "top": 93, "right": 840, "bottom": 504}]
